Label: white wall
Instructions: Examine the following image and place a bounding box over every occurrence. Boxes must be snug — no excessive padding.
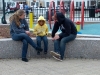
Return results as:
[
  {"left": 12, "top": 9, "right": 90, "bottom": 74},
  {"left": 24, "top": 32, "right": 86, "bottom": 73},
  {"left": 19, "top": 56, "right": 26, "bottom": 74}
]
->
[
  {"left": 74, "top": 0, "right": 88, "bottom": 8},
  {"left": 45, "top": 0, "right": 57, "bottom": 8},
  {"left": 44, "top": 0, "right": 88, "bottom": 8},
  {"left": 28, "top": 0, "right": 45, "bottom": 7},
  {"left": 27, "top": 0, "right": 90, "bottom": 8}
]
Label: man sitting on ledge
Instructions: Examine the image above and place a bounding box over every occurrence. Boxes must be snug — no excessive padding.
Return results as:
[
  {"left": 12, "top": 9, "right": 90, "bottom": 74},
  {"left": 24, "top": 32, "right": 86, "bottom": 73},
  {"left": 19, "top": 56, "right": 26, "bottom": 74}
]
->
[{"left": 50, "top": 12, "right": 77, "bottom": 61}]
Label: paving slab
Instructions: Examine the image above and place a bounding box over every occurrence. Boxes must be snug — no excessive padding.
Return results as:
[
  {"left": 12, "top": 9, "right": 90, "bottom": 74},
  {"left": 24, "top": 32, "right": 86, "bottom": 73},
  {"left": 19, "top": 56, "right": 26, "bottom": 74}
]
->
[{"left": 0, "top": 58, "right": 100, "bottom": 75}]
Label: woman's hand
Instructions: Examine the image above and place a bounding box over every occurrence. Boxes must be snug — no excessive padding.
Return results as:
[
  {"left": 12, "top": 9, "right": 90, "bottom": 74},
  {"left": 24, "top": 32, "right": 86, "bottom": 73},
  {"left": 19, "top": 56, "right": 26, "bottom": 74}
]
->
[{"left": 25, "top": 31, "right": 30, "bottom": 36}]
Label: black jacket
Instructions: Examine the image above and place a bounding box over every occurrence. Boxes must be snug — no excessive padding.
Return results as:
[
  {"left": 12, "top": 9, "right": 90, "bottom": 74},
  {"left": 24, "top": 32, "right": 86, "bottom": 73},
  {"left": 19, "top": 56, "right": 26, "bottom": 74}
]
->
[{"left": 52, "top": 12, "right": 77, "bottom": 38}]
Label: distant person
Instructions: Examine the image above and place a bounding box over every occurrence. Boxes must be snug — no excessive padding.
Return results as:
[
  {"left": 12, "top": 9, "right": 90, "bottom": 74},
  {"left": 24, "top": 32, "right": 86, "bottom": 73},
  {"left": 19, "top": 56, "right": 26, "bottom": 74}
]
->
[
  {"left": 16, "top": 2, "right": 20, "bottom": 10},
  {"left": 50, "top": 12, "right": 77, "bottom": 61},
  {"left": 33, "top": 16, "right": 48, "bottom": 55},
  {"left": 64, "top": 6, "right": 68, "bottom": 17},
  {"left": 39, "top": 3, "right": 43, "bottom": 8},
  {"left": 19, "top": 2, "right": 24, "bottom": 9},
  {"left": 24, "top": 3, "right": 29, "bottom": 17},
  {"left": 9, "top": 9, "right": 43, "bottom": 62},
  {"left": 64, "top": 6, "right": 68, "bottom": 12},
  {"left": 7, "top": 4, "right": 10, "bottom": 14}
]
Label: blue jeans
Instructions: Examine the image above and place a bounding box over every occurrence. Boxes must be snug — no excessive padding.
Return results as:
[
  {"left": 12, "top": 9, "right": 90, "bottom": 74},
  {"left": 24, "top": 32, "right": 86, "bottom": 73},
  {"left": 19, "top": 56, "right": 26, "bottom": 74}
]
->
[
  {"left": 54, "top": 34, "right": 76, "bottom": 60},
  {"left": 11, "top": 33, "right": 37, "bottom": 58},
  {"left": 36, "top": 36, "right": 48, "bottom": 52}
]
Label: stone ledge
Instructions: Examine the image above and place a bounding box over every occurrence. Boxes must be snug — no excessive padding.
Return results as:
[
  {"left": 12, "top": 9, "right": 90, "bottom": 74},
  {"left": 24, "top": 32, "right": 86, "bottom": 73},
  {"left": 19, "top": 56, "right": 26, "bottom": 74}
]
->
[{"left": 0, "top": 37, "right": 100, "bottom": 59}]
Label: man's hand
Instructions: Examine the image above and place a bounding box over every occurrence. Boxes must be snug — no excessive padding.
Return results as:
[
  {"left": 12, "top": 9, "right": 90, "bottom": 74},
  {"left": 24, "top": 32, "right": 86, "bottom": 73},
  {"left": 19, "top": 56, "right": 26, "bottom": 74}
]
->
[
  {"left": 52, "top": 35, "right": 60, "bottom": 41},
  {"left": 54, "top": 34, "right": 60, "bottom": 40},
  {"left": 52, "top": 38, "right": 55, "bottom": 41},
  {"left": 25, "top": 31, "right": 30, "bottom": 36}
]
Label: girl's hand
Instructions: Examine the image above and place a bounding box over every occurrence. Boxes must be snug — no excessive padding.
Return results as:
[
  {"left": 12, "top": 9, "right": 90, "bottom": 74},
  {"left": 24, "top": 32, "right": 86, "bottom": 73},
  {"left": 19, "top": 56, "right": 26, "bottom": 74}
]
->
[
  {"left": 37, "top": 31, "right": 42, "bottom": 35},
  {"left": 25, "top": 31, "right": 30, "bottom": 36}
]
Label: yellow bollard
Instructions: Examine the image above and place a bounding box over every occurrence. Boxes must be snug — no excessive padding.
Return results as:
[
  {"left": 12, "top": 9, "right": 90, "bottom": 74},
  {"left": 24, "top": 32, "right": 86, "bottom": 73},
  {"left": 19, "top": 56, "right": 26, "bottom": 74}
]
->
[
  {"left": 76, "top": 24, "right": 81, "bottom": 32},
  {"left": 76, "top": 21, "right": 81, "bottom": 32},
  {"left": 29, "top": 12, "right": 34, "bottom": 30}
]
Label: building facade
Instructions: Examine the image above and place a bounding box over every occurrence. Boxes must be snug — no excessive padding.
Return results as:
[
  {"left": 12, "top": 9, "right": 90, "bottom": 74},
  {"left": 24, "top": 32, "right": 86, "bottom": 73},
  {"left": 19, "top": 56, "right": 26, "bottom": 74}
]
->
[
  {"left": 28, "top": 0, "right": 97, "bottom": 8},
  {"left": 0, "top": 0, "right": 98, "bottom": 10},
  {"left": 0, "top": 0, "right": 26, "bottom": 10}
]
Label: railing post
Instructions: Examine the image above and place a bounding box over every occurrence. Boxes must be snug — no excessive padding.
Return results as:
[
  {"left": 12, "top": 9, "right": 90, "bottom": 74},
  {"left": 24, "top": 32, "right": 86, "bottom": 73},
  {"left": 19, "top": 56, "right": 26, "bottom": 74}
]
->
[{"left": 1, "top": 0, "right": 7, "bottom": 24}]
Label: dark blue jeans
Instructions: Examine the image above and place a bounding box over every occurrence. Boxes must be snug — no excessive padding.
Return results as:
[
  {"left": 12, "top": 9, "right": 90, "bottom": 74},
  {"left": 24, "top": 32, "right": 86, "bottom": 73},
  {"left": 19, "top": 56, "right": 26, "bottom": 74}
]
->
[
  {"left": 11, "top": 33, "right": 37, "bottom": 58},
  {"left": 36, "top": 36, "right": 48, "bottom": 52},
  {"left": 54, "top": 34, "right": 76, "bottom": 60}
]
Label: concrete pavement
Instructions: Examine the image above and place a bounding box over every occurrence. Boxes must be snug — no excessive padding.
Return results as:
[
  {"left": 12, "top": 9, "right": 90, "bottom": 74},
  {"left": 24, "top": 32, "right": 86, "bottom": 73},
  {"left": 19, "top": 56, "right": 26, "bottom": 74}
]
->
[{"left": 0, "top": 58, "right": 100, "bottom": 75}]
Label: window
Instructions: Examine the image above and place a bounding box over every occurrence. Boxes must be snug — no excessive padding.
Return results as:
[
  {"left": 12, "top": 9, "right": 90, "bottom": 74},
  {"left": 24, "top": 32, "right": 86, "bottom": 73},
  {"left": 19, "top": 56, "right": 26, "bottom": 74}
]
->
[
  {"left": 57, "top": 1, "right": 60, "bottom": 5},
  {"left": 36, "top": 2, "right": 38, "bottom": 7},
  {"left": 76, "top": 2, "right": 78, "bottom": 7},
  {"left": 84, "top": 2, "right": 85, "bottom": 7},
  {"left": 31, "top": 2, "right": 32, "bottom": 6},
  {"left": 31, "top": 2, "right": 35, "bottom": 6},
  {"left": 79, "top": 2, "right": 81, "bottom": 6},
  {"left": 46, "top": 2, "right": 49, "bottom": 7},
  {"left": 87, "top": 1, "right": 89, "bottom": 8}
]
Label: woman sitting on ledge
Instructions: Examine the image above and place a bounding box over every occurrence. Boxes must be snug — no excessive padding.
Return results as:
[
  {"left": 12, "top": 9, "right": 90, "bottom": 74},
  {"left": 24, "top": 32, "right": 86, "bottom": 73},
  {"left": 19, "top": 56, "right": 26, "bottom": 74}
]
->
[{"left": 9, "top": 9, "right": 43, "bottom": 62}]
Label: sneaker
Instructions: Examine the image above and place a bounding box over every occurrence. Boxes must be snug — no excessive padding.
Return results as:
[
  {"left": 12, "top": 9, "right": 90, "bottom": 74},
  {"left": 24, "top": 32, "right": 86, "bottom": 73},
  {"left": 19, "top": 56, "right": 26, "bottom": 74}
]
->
[
  {"left": 53, "top": 56, "right": 62, "bottom": 61},
  {"left": 22, "top": 58, "right": 28, "bottom": 62},
  {"left": 36, "top": 47, "right": 43, "bottom": 52},
  {"left": 50, "top": 51, "right": 61, "bottom": 57}
]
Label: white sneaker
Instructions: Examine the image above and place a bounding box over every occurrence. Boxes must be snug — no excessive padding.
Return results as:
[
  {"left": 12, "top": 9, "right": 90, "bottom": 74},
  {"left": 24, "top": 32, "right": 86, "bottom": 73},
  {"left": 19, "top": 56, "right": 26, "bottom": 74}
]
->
[
  {"left": 53, "top": 56, "right": 62, "bottom": 62},
  {"left": 50, "top": 51, "right": 61, "bottom": 57}
]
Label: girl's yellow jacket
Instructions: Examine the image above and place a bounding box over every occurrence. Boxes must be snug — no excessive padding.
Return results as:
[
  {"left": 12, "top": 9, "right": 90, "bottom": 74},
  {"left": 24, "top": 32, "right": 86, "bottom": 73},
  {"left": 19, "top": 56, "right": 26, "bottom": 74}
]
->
[{"left": 33, "top": 16, "right": 48, "bottom": 36}]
